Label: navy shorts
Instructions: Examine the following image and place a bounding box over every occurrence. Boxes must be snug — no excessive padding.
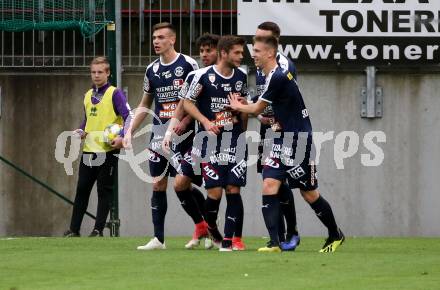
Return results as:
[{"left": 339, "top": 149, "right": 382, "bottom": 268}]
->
[
  {"left": 262, "top": 157, "right": 318, "bottom": 191},
  {"left": 261, "top": 137, "right": 318, "bottom": 191},
  {"left": 181, "top": 148, "right": 247, "bottom": 189},
  {"left": 189, "top": 129, "right": 247, "bottom": 189},
  {"left": 148, "top": 132, "right": 193, "bottom": 178},
  {"left": 147, "top": 149, "right": 180, "bottom": 178},
  {"left": 179, "top": 149, "right": 204, "bottom": 187},
  {"left": 201, "top": 158, "right": 247, "bottom": 189}
]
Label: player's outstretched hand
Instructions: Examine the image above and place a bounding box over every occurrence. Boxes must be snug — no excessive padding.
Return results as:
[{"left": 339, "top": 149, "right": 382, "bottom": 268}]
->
[
  {"left": 162, "top": 132, "right": 172, "bottom": 154},
  {"left": 202, "top": 120, "right": 220, "bottom": 135},
  {"left": 237, "top": 95, "right": 248, "bottom": 105},
  {"left": 73, "top": 129, "right": 87, "bottom": 139},
  {"left": 111, "top": 136, "right": 124, "bottom": 149},
  {"left": 173, "top": 120, "right": 186, "bottom": 136},
  {"left": 226, "top": 92, "right": 243, "bottom": 111},
  {"left": 258, "top": 115, "right": 275, "bottom": 125},
  {"left": 123, "top": 131, "right": 132, "bottom": 149}
]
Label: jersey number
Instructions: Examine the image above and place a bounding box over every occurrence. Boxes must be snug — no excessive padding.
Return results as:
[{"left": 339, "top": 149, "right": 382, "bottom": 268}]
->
[{"left": 302, "top": 109, "right": 309, "bottom": 118}]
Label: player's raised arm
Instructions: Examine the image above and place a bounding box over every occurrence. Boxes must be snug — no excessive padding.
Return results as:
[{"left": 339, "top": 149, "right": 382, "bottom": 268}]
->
[
  {"left": 227, "top": 92, "right": 267, "bottom": 115},
  {"left": 110, "top": 87, "right": 132, "bottom": 149}
]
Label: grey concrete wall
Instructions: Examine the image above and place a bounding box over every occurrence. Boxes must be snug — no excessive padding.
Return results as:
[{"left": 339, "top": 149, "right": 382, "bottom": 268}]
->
[
  {"left": 0, "top": 83, "right": 5, "bottom": 235},
  {"left": 298, "top": 72, "right": 440, "bottom": 237},
  {"left": 0, "top": 73, "right": 97, "bottom": 236},
  {"left": 1, "top": 70, "right": 439, "bottom": 237}
]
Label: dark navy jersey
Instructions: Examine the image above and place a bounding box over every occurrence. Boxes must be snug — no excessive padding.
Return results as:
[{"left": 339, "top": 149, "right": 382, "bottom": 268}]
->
[
  {"left": 255, "top": 53, "right": 297, "bottom": 132},
  {"left": 256, "top": 52, "right": 297, "bottom": 100},
  {"left": 185, "top": 65, "right": 249, "bottom": 136},
  {"left": 259, "top": 65, "right": 312, "bottom": 134},
  {"left": 144, "top": 53, "right": 199, "bottom": 125}
]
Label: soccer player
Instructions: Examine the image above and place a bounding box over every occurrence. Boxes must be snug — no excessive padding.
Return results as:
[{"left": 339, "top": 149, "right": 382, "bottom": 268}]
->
[
  {"left": 183, "top": 35, "right": 249, "bottom": 251},
  {"left": 254, "top": 22, "right": 300, "bottom": 251},
  {"left": 227, "top": 35, "right": 344, "bottom": 253},
  {"left": 64, "top": 56, "right": 131, "bottom": 237},
  {"left": 164, "top": 33, "right": 223, "bottom": 249},
  {"left": 123, "top": 22, "right": 202, "bottom": 250}
]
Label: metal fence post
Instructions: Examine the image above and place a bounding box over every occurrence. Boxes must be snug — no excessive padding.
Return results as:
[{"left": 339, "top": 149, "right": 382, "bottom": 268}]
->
[{"left": 106, "top": 0, "right": 120, "bottom": 237}]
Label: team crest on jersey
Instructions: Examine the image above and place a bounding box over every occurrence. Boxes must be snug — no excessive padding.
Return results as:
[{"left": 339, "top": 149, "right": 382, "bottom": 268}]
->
[
  {"left": 153, "top": 62, "right": 159, "bottom": 73},
  {"left": 174, "top": 66, "right": 184, "bottom": 77},
  {"left": 208, "top": 73, "right": 216, "bottom": 83},
  {"left": 173, "top": 79, "right": 184, "bottom": 88},
  {"left": 235, "top": 81, "right": 243, "bottom": 91}
]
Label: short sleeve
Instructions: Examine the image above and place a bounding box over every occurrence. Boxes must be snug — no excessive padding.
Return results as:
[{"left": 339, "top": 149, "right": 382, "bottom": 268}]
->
[
  {"left": 183, "top": 55, "right": 200, "bottom": 71},
  {"left": 186, "top": 81, "right": 204, "bottom": 102},
  {"left": 143, "top": 68, "right": 152, "bottom": 94},
  {"left": 185, "top": 71, "right": 204, "bottom": 102},
  {"left": 179, "top": 73, "right": 195, "bottom": 100}
]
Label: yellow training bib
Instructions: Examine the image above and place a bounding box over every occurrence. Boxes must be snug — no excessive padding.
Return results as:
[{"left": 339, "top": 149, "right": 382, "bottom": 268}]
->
[{"left": 83, "top": 86, "right": 123, "bottom": 152}]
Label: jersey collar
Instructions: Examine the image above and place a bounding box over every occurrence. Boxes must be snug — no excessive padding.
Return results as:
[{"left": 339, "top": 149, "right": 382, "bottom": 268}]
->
[
  {"left": 213, "top": 65, "right": 235, "bottom": 80},
  {"left": 160, "top": 53, "right": 180, "bottom": 66}
]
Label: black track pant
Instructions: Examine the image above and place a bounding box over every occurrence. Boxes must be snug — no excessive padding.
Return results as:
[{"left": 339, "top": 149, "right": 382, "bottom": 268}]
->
[{"left": 69, "top": 151, "right": 119, "bottom": 233}]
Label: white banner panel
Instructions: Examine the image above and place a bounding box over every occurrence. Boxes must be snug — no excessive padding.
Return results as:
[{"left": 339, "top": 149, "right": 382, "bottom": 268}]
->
[
  {"left": 238, "top": 0, "right": 440, "bottom": 64},
  {"left": 238, "top": 0, "right": 440, "bottom": 37}
]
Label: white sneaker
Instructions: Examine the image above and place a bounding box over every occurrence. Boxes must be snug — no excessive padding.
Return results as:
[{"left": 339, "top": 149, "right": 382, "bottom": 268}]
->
[
  {"left": 185, "top": 238, "right": 200, "bottom": 249},
  {"left": 219, "top": 247, "right": 233, "bottom": 252},
  {"left": 204, "top": 238, "right": 213, "bottom": 250},
  {"left": 137, "top": 237, "right": 166, "bottom": 250}
]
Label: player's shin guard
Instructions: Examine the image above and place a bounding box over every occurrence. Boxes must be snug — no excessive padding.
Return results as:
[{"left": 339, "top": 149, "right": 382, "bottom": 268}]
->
[
  {"left": 151, "top": 191, "right": 167, "bottom": 243},
  {"left": 176, "top": 189, "right": 204, "bottom": 224},
  {"left": 309, "top": 195, "right": 339, "bottom": 238},
  {"left": 262, "top": 195, "right": 281, "bottom": 245},
  {"left": 204, "top": 196, "right": 221, "bottom": 229},
  {"left": 205, "top": 196, "right": 223, "bottom": 242},
  {"left": 191, "top": 187, "right": 206, "bottom": 218},
  {"left": 278, "top": 183, "right": 298, "bottom": 236},
  {"left": 224, "top": 194, "right": 242, "bottom": 240},
  {"left": 233, "top": 194, "right": 244, "bottom": 238}
]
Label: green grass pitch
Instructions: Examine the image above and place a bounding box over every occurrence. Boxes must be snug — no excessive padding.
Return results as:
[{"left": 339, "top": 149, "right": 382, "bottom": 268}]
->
[{"left": 0, "top": 237, "right": 439, "bottom": 290}]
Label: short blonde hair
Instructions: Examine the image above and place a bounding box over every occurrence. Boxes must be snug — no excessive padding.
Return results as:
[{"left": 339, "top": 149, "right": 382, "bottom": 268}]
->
[{"left": 90, "top": 56, "right": 110, "bottom": 72}]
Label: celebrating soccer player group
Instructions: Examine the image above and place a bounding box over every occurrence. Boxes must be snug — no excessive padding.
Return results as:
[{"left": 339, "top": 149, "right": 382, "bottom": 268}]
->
[{"left": 65, "top": 20, "right": 345, "bottom": 253}]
